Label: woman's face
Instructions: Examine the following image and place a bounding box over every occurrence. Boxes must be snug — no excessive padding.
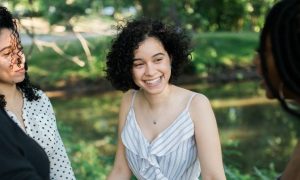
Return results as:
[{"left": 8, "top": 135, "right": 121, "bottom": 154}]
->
[
  {"left": 254, "top": 36, "right": 295, "bottom": 99},
  {"left": 132, "top": 37, "right": 172, "bottom": 95},
  {"left": 0, "top": 28, "right": 26, "bottom": 86}
]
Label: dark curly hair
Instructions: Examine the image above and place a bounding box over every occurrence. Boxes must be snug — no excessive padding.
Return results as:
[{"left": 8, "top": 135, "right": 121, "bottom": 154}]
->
[
  {"left": 106, "top": 17, "right": 192, "bottom": 91},
  {"left": 258, "top": 0, "right": 300, "bottom": 117},
  {"left": 0, "top": 6, "right": 40, "bottom": 108}
]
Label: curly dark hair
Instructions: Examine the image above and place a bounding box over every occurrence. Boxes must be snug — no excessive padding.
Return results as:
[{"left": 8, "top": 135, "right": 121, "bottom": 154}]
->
[
  {"left": 106, "top": 17, "right": 192, "bottom": 91},
  {"left": 258, "top": 0, "right": 300, "bottom": 117},
  {"left": 0, "top": 6, "right": 40, "bottom": 108}
]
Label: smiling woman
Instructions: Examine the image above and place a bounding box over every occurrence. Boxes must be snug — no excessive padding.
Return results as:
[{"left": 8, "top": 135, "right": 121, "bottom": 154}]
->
[
  {"left": 0, "top": 6, "right": 75, "bottom": 180},
  {"left": 106, "top": 18, "right": 226, "bottom": 180}
]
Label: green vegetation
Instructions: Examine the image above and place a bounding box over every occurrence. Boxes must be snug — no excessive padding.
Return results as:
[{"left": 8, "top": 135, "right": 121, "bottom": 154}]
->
[
  {"left": 24, "top": 31, "right": 290, "bottom": 180},
  {"left": 191, "top": 32, "right": 258, "bottom": 76},
  {"left": 26, "top": 32, "right": 258, "bottom": 90},
  {"left": 26, "top": 36, "right": 111, "bottom": 88},
  {"left": 0, "top": 0, "right": 289, "bottom": 179},
  {"left": 51, "top": 81, "right": 300, "bottom": 179},
  {"left": 3, "top": 0, "right": 276, "bottom": 32}
]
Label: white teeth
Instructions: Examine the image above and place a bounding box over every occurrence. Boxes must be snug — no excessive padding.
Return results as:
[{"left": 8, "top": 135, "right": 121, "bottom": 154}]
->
[{"left": 145, "top": 77, "right": 161, "bottom": 85}]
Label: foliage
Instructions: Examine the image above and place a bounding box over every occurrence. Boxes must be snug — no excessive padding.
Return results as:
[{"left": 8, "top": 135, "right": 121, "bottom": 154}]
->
[
  {"left": 187, "top": 0, "right": 278, "bottom": 31},
  {"left": 224, "top": 165, "right": 278, "bottom": 180},
  {"left": 37, "top": 0, "right": 92, "bottom": 29},
  {"left": 25, "top": 32, "right": 259, "bottom": 90},
  {"left": 25, "top": 35, "right": 110, "bottom": 89},
  {"left": 190, "top": 32, "right": 258, "bottom": 77},
  {"left": 3, "top": 0, "right": 279, "bottom": 32},
  {"left": 51, "top": 81, "right": 300, "bottom": 179}
]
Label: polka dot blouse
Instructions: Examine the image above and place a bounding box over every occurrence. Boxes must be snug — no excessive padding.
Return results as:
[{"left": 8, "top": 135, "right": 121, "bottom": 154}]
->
[{"left": 6, "top": 90, "right": 76, "bottom": 180}]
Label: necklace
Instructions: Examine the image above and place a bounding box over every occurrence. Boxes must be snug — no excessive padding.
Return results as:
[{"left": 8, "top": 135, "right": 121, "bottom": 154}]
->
[
  {"left": 145, "top": 107, "right": 160, "bottom": 125},
  {"left": 147, "top": 109, "right": 162, "bottom": 125},
  {"left": 142, "top": 86, "right": 173, "bottom": 125},
  {"left": 147, "top": 110, "right": 158, "bottom": 125}
]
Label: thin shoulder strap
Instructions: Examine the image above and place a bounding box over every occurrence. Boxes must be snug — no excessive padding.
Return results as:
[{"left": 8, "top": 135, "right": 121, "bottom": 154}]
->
[
  {"left": 130, "top": 90, "right": 138, "bottom": 108},
  {"left": 186, "top": 93, "right": 197, "bottom": 109}
]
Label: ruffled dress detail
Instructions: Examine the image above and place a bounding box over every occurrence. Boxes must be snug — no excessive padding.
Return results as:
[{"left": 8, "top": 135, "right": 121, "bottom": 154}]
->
[{"left": 121, "top": 92, "right": 200, "bottom": 180}]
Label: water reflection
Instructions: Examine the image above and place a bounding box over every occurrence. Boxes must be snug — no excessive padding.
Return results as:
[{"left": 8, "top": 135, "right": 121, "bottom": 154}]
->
[{"left": 50, "top": 81, "right": 300, "bottom": 178}]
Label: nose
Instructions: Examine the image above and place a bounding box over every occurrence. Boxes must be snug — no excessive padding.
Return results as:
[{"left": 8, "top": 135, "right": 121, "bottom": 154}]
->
[
  {"left": 145, "top": 63, "right": 155, "bottom": 76},
  {"left": 11, "top": 51, "right": 25, "bottom": 67}
]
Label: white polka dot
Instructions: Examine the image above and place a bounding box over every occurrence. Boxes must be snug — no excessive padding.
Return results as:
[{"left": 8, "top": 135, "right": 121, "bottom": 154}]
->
[{"left": 8, "top": 90, "right": 76, "bottom": 180}]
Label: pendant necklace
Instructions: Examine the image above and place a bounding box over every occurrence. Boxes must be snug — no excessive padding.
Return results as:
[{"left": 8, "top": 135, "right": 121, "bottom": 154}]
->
[{"left": 147, "top": 109, "right": 159, "bottom": 125}]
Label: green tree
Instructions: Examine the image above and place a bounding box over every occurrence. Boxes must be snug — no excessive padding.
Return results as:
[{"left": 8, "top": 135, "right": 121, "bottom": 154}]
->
[{"left": 37, "top": 0, "right": 93, "bottom": 30}]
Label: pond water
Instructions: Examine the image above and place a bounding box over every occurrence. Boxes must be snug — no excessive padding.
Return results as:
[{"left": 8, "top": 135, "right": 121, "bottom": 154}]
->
[{"left": 50, "top": 80, "right": 300, "bottom": 178}]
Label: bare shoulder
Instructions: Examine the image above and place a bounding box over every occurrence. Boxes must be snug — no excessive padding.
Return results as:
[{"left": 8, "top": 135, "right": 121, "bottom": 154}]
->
[
  {"left": 119, "top": 89, "right": 136, "bottom": 120},
  {"left": 121, "top": 90, "right": 135, "bottom": 105},
  {"left": 191, "top": 93, "right": 211, "bottom": 108},
  {"left": 189, "top": 93, "right": 215, "bottom": 124}
]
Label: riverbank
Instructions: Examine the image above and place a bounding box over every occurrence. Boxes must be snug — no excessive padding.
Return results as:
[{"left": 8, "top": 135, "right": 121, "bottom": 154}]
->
[{"left": 44, "top": 66, "right": 259, "bottom": 98}]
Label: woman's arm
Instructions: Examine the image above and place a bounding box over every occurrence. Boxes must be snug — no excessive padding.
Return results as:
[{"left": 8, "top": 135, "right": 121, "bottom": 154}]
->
[
  {"left": 0, "top": 109, "right": 47, "bottom": 180},
  {"left": 190, "top": 94, "right": 226, "bottom": 180},
  {"left": 107, "top": 91, "right": 133, "bottom": 180},
  {"left": 40, "top": 92, "right": 75, "bottom": 179},
  {"left": 281, "top": 141, "right": 300, "bottom": 180},
  {"left": 0, "top": 136, "right": 44, "bottom": 180}
]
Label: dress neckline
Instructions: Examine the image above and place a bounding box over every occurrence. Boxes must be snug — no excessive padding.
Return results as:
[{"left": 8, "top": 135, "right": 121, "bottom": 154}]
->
[
  {"left": 130, "top": 107, "right": 189, "bottom": 144},
  {"left": 128, "top": 90, "right": 197, "bottom": 144}
]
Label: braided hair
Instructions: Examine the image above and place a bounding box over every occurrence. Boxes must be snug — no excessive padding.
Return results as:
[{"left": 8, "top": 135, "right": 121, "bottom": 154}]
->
[
  {"left": 0, "top": 6, "right": 40, "bottom": 108},
  {"left": 258, "top": 0, "right": 300, "bottom": 117}
]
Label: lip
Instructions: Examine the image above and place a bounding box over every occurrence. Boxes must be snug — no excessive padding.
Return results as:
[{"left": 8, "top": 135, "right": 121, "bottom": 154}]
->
[
  {"left": 144, "top": 76, "right": 162, "bottom": 87},
  {"left": 144, "top": 77, "right": 160, "bottom": 83},
  {"left": 15, "top": 68, "right": 25, "bottom": 73}
]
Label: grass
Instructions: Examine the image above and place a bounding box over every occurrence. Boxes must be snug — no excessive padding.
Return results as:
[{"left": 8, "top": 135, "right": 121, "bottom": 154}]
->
[{"left": 191, "top": 32, "right": 258, "bottom": 75}]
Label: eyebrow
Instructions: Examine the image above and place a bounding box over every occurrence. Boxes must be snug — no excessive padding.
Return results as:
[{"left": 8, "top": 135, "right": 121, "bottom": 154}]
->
[
  {"left": 0, "top": 46, "right": 11, "bottom": 53},
  {"left": 133, "top": 52, "right": 165, "bottom": 61}
]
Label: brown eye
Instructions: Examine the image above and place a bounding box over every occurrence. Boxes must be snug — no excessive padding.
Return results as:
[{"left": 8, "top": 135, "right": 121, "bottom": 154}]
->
[{"left": 133, "top": 63, "right": 144, "bottom": 68}]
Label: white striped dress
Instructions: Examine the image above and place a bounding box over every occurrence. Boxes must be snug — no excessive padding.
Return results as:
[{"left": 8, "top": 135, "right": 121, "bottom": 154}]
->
[{"left": 121, "top": 91, "right": 201, "bottom": 180}]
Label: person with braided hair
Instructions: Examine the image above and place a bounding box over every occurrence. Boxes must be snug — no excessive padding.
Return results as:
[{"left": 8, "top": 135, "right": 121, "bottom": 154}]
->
[
  {"left": 0, "top": 6, "right": 75, "bottom": 179},
  {"left": 253, "top": 0, "right": 300, "bottom": 179}
]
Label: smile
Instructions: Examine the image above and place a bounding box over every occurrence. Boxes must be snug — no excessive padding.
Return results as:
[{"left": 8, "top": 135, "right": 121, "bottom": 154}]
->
[{"left": 144, "top": 77, "right": 162, "bottom": 86}]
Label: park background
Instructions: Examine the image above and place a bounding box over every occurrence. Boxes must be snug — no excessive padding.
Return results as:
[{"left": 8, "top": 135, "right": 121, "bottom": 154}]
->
[{"left": 1, "top": 0, "right": 300, "bottom": 179}]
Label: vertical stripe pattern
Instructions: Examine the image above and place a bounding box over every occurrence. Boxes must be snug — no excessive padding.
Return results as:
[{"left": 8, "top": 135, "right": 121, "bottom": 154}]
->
[{"left": 121, "top": 92, "right": 201, "bottom": 180}]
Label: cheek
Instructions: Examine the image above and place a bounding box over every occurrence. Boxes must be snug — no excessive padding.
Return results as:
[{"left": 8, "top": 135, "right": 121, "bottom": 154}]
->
[
  {"left": 266, "top": 55, "right": 281, "bottom": 90},
  {"left": 0, "top": 66, "right": 13, "bottom": 81},
  {"left": 253, "top": 55, "right": 261, "bottom": 73},
  {"left": 131, "top": 68, "right": 141, "bottom": 82},
  {"left": 21, "top": 54, "right": 26, "bottom": 63},
  {"left": 0, "top": 59, "right": 12, "bottom": 70},
  {"left": 162, "top": 63, "right": 172, "bottom": 74}
]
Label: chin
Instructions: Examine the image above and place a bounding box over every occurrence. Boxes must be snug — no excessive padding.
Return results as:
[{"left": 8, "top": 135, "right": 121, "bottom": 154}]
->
[
  {"left": 142, "top": 87, "right": 164, "bottom": 95},
  {"left": 14, "top": 77, "right": 26, "bottom": 84}
]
